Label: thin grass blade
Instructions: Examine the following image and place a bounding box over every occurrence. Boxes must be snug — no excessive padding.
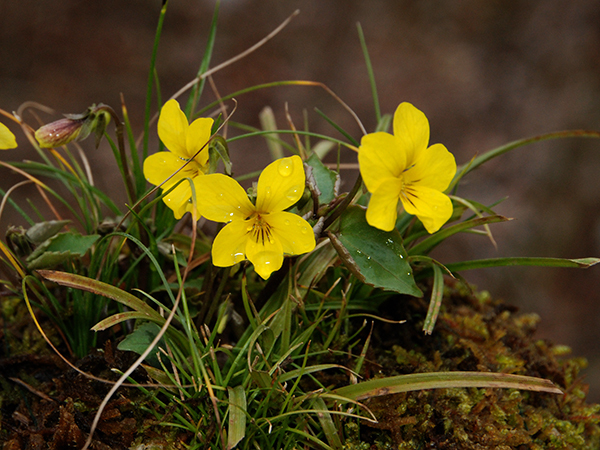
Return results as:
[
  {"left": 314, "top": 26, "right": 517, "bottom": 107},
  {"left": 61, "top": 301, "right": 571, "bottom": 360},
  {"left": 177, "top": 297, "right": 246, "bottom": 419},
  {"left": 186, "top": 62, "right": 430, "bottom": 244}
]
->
[
  {"left": 37, "top": 270, "right": 162, "bottom": 320},
  {"left": 333, "top": 371, "right": 562, "bottom": 401},
  {"left": 444, "top": 256, "right": 600, "bottom": 272}
]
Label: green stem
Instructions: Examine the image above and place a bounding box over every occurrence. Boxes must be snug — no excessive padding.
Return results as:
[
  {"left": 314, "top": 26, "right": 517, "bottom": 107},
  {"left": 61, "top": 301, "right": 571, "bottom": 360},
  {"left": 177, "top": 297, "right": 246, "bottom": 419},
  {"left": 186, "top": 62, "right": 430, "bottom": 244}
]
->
[
  {"left": 97, "top": 105, "right": 135, "bottom": 206},
  {"left": 323, "top": 173, "right": 363, "bottom": 231},
  {"left": 143, "top": 0, "right": 169, "bottom": 160}
]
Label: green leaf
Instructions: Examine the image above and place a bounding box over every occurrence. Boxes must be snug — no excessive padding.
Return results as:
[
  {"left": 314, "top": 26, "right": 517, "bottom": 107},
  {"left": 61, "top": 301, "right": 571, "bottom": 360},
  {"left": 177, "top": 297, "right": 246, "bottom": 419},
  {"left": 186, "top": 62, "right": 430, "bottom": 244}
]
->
[
  {"left": 92, "top": 311, "right": 162, "bottom": 332},
  {"left": 333, "top": 371, "right": 562, "bottom": 401},
  {"left": 455, "top": 129, "right": 600, "bottom": 183},
  {"left": 312, "top": 397, "right": 342, "bottom": 449},
  {"left": 407, "top": 215, "right": 510, "bottom": 256},
  {"left": 423, "top": 263, "right": 445, "bottom": 335},
  {"left": 330, "top": 206, "right": 422, "bottom": 297},
  {"left": 444, "top": 256, "right": 600, "bottom": 272},
  {"left": 26, "top": 232, "right": 100, "bottom": 269},
  {"left": 227, "top": 386, "right": 247, "bottom": 450},
  {"left": 306, "top": 153, "right": 339, "bottom": 204},
  {"left": 26, "top": 220, "right": 71, "bottom": 244},
  {"left": 37, "top": 270, "right": 162, "bottom": 320},
  {"left": 117, "top": 322, "right": 165, "bottom": 367}
]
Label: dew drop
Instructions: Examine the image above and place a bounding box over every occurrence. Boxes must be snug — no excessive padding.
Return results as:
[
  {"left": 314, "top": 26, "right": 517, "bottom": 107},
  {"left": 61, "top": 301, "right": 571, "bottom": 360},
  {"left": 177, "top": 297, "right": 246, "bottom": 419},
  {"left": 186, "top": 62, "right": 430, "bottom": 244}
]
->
[
  {"left": 278, "top": 159, "right": 293, "bottom": 177},
  {"left": 233, "top": 252, "right": 245, "bottom": 263},
  {"left": 284, "top": 219, "right": 290, "bottom": 226},
  {"left": 300, "top": 227, "right": 307, "bottom": 234},
  {"left": 285, "top": 187, "right": 299, "bottom": 201}
]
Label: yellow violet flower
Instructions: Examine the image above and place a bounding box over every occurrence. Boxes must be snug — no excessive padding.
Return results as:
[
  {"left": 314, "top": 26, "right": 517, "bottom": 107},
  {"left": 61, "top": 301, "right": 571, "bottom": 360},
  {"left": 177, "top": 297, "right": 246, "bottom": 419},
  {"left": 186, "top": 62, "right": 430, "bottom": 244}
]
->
[
  {"left": 143, "top": 99, "right": 213, "bottom": 219},
  {"left": 195, "top": 155, "right": 316, "bottom": 279},
  {"left": 358, "top": 102, "right": 456, "bottom": 233},
  {"left": 0, "top": 122, "right": 17, "bottom": 149}
]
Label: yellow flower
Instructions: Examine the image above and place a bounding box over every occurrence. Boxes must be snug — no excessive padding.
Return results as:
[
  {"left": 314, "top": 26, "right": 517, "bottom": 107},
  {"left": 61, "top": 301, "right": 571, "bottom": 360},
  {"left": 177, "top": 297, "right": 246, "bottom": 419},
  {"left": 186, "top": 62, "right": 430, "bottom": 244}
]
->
[
  {"left": 195, "top": 155, "right": 316, "bottom": 279},
  {"left": 143, "top": 99, "right": 214, "bottom": 219},
  {"left": 358, "top": 102, "right": 456, "bottom": 233},
  {"left": 0, "top": 122, "right": 17, "bottom": 149}
]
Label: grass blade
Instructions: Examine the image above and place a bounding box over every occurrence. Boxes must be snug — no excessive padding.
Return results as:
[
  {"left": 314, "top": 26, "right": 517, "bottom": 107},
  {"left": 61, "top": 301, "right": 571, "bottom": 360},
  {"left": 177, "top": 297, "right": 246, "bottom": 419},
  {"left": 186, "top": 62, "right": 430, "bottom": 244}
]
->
[
  {"left": 227, "top": 385, "right": 247, "bottom": 450},
  {"left": 422, "top": 263, "right": 444, "bottom": 334},
  {"left": 444, "top": 256, "right": 600, "bottom": 272},
  {"left": 356, "top": 22, "right": 380, "bottom": 124},
  {"left": 333, "top": 371, "right": 562, "bottom": 401},
  {"left": 407, "top": 215, "right": 510, "bottom": 255},
  {"left": 37, "top": 270, "right": 162, "bottom": 320}
]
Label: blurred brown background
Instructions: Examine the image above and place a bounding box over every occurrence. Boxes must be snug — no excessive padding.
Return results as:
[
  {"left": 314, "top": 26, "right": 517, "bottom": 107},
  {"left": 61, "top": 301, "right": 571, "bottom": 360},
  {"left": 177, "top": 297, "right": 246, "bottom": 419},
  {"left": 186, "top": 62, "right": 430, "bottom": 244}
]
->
[{"left": 1, "top": 1, "right": 600, "bottom": 400}]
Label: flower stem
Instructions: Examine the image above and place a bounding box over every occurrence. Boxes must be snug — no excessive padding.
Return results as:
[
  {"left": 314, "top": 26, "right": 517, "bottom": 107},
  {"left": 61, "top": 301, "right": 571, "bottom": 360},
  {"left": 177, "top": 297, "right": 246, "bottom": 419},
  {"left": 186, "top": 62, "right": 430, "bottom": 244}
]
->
[{"left": 323, "top": 173, "right": 363, "bottom": 231}]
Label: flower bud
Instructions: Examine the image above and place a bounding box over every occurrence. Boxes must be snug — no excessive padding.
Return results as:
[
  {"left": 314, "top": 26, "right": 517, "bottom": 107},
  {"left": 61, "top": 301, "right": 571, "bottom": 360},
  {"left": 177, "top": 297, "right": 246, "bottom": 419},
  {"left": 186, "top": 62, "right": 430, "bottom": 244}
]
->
[
  {"left": 35, "top": 117, "right": 86, "bottom": 148},
  {"left": 34, "top": 104, "right": 111, "bottom": 149}
]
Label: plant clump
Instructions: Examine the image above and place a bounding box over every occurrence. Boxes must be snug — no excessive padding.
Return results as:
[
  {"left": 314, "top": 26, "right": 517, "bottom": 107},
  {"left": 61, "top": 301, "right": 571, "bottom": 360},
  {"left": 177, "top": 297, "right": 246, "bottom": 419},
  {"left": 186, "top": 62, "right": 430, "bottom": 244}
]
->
[{"left": 0, "top": 2, "right": 599, "bottom": 449}]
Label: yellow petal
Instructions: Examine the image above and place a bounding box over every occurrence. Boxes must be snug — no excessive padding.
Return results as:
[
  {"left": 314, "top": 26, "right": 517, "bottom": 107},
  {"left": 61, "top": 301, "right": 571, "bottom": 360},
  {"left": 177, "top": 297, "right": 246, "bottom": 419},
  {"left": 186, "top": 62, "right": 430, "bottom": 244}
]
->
[
  {"left": 393, "top": 103, "right": 430, "bottom": 165},
  {"left": 267, "top": 211, "right": 316, "bottom": 255},
  {"left": 245, "top": 230, "right": 284, "bottom": 280},
  {"left": 157, "top": 99, "right": 189, "bottom": 159},
  {"left": 186, "top": 117, "right": 213, "bottom": 163},
  {"left": 162, "top": 178, "right": 196, "bottom": 220},
  {"left": 408, "top": 143, "right": 456, "bottom": 191},
  {"left": 143, "top": 151, "right": 200, "bottom": 187},
  {"left": 400, "top": 184, "right": 453, "bottom": 233},
  {"left": 212, "top": 220, "right": 250, "bottom": 267},
  {"left": 358, "top": 132, "right": 406, "bottom": 194},
  {"left": 0, "top": 122, "right": 17, "bottom": 150},
  {"left": 194, "top": 173, "right": 255, "bottom": 223},
  {"left": 365, "top": 178, "right": 403, "bottom": 231},
  {"left": 255, "top": 155, "right": 305, "bottom": 213}
]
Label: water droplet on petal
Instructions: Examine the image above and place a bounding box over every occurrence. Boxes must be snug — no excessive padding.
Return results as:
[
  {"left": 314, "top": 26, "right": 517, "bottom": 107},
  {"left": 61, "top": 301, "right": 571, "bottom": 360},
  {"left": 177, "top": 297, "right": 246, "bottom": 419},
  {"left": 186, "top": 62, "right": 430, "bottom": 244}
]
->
[
  {"left": 285, "top": 186, "right": 300, "bottom": 202},
  {"left": 233, "top": 252, "right": 245, "bottom": 263},
  {"left": 284, "top": 219, "right": 290, "bottom": 226},
  {"left": 278, "top": 159, "right": 293, "bottom": 177}
]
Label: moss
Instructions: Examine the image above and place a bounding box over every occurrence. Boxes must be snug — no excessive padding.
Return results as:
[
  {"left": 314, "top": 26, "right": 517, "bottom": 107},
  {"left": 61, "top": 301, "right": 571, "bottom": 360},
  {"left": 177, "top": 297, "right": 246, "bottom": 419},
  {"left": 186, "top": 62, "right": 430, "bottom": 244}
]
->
[{"left": 342, "top": 280, "right": 600, "bottom": 449}]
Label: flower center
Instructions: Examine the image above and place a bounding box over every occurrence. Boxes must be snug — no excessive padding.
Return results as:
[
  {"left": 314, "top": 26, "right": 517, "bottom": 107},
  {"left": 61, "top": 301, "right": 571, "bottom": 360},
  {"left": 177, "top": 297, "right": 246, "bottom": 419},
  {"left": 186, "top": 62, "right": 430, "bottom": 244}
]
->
[
  {"left": 400, "top": 179, "right": 419, "bottom": 209},
  {"left": 248, "top": 213, "right": 274, "bottom": 245}
]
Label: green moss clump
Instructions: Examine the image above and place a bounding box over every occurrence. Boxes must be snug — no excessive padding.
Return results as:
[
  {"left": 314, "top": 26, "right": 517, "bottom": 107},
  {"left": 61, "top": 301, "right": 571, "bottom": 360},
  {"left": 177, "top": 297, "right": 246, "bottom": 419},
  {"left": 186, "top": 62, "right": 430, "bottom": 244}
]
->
[{"left": 346, "top": 280, "right": 600, "bottom": 449}]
